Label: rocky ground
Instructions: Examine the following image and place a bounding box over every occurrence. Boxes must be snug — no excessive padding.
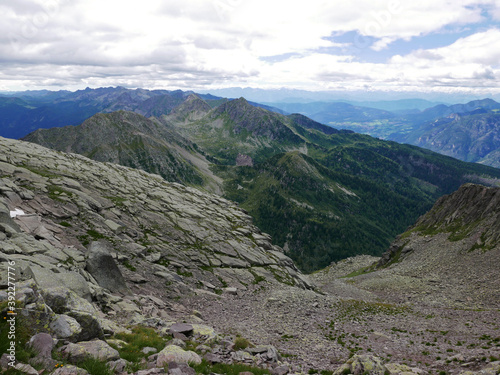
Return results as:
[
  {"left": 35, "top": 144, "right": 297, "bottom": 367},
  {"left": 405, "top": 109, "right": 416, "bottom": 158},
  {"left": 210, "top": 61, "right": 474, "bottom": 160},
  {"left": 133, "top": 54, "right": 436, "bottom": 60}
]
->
[{"left": 180, "top": 255, "right": 500, "bottom": 375}]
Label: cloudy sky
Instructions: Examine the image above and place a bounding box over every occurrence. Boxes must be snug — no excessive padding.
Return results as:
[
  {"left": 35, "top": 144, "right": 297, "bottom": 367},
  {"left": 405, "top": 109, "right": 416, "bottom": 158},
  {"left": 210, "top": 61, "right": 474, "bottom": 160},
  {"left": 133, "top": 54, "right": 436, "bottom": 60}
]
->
[{"left": 1, "top": 0, "right": 500, "bottom": 97}]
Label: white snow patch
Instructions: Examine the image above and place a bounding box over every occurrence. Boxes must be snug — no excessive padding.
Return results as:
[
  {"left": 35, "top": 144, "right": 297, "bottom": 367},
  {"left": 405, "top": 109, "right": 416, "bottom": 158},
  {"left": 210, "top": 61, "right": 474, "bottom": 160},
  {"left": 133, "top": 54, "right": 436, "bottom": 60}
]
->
[{"left": 9, "top": 208, "right": 25, "bottom": 218}]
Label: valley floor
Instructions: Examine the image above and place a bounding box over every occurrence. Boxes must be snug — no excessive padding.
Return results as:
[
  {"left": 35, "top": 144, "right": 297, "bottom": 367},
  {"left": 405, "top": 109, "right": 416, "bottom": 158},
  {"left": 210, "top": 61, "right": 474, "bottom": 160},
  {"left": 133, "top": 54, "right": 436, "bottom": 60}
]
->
[{"left": 179, "top": 256, "right": 500, "bottom": 374}]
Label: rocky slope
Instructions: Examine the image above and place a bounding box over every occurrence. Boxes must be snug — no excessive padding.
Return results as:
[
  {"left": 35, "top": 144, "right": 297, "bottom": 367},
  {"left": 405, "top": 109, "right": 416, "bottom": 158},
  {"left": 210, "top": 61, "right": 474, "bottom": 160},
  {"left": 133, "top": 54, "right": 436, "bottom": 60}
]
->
[
  {"left": 357, "top": 183, "right": 500, "bottom": 309},
  {"left": 0, "top": 136, "right": 312, "bottom": 293}
]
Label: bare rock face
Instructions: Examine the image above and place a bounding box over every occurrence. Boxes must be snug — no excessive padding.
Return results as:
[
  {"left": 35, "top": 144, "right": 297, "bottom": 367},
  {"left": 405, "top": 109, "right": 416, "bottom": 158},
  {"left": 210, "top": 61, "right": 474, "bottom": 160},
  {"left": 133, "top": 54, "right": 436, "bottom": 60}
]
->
[
  {"left": 85, "top": 241, "right": 130, "bottom": 295},
  {"left": 236, "top": 153, "right": 254, "bottom": 166}
]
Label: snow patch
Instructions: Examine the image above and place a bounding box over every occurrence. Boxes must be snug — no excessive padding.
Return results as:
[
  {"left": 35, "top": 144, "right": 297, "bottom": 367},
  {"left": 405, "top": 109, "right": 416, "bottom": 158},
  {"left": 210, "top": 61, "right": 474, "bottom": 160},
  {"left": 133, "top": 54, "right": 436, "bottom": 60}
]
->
[{"left": 9, "top": 208, "right": 25, "bottom": 218}]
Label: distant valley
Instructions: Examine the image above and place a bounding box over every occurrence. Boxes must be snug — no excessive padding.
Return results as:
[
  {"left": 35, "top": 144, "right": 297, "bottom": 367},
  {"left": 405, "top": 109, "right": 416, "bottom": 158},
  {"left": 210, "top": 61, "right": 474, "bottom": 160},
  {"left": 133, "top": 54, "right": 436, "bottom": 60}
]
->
[{"left": 264, "top": 98, "right": 500, "bottom": 168}]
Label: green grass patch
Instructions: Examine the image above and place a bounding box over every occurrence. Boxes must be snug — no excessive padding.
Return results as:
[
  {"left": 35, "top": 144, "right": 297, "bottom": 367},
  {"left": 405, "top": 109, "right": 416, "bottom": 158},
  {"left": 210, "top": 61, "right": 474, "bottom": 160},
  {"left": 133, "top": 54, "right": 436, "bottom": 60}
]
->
[
  {"left": 76, "top": 357, "right": 113, "bottom": 375},
  {"left": 0, "top": 302, "right": 36, "bottom": 365},
  {"left": 112, "top": 326, "right": 168, "bottom": 363},
  {"left": 191, "top": 359, "right": 270, "bottom": 375},
  {"left": 47, "top": 185, "right": 74, "bottom": 201}
]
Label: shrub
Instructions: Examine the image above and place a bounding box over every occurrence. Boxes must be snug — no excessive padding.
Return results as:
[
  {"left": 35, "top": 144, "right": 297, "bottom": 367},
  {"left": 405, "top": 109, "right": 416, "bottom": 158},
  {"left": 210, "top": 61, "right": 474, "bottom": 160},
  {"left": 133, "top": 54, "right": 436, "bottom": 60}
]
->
[{"left": 233, "top": 336, "right": 252, "bottom": 351}]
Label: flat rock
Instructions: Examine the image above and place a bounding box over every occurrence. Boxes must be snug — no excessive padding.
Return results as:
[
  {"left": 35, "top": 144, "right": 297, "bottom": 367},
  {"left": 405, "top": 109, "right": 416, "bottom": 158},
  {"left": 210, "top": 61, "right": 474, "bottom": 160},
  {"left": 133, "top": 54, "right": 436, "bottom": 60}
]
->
[
  {"left": 156, "top": 345, "right": 202, "bottom": 367},
  {"left": 51, "top": 364, "right": 90, "bottom": 374},
  {"left": 27, "top": 266, "right": 92, "bottom": 301},
  {"left": 61, "top": 340, "right": 120, "bottom": 363},
  {"left": 169, "top": 323, "right": 193, "bottom": 335}
]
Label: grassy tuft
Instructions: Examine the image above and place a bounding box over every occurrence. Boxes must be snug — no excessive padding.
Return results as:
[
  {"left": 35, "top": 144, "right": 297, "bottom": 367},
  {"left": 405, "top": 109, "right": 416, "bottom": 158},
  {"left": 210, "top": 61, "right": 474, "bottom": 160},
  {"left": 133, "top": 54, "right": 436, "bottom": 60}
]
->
[
  {"left": 233, "top": 336, "right": 253, "bottom": 351},
  {"left": 112, "top": 326, "right": 167, "bottom": 363},
  {"left": 191, "top": 359, "right": 270, "bottom": 375}
]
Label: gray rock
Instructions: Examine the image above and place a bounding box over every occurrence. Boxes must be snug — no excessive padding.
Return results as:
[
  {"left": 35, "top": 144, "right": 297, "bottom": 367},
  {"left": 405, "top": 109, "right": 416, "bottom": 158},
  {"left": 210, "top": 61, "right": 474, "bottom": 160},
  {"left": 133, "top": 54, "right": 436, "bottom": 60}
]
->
[
  {"left": 51, "top": 364, "right": 90, "bottom": 374},
  {"left": 0, "top": 353, "right": 11, "bottom": 371},
  {"left": 67, "top": 310, "right": 105, "bottom": 341},
  {"left": 62, "top": 340, "right": 120, "bottom": 363},
  {"left": 107, "top": 358, "right": 128, "bottom": 373},
  {"left": 85, "top": 241, "right": 130, "bottom": 295},
  {"left": 169, "top": 323, "right": 194, "bottom": 336},
  {"left": 167, "top": 362, "right": 196, "bottom": 375},
  {"left": 156, "top": 345, "right": 202, "bottom": 367},
  {"left": 171, "top": 339, "right": 186, "bottom": 348},
  {"left": 142, "top": 347, "right": 158, "bottom": 354},
  {"left": 49, "top": 314, "right": 82, "bottom": 341},
  {"left": 204, "top": 353, "right": 223, "bottom": 364},
  {"left": 27, "top": 266, "right": 92, "bottom": 301},
  {"left": 224, "top": 287, "right": 238, "bottom": 295},
  {"left": 136, "top": 368, "right": 166, "bottom": 375},
  {"left": 14, "top": 363, "right": 39, "bottom": 375},
  {"left": 333, "top": 355, "right": 387, "bottom": 375},
  {"left": 27, "top": 332, "right": 54, "bottom": 359},
  {"left": 271, "top": 364, "right": 290, "bottom": 375}
]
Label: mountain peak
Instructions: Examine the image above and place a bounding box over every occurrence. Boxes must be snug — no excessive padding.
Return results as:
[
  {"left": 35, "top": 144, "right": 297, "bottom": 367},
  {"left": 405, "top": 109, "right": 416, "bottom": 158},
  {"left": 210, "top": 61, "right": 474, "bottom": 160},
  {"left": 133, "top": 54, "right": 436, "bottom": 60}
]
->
[{"left": 166, "top": 94, "right": 212, "bottom": 122}]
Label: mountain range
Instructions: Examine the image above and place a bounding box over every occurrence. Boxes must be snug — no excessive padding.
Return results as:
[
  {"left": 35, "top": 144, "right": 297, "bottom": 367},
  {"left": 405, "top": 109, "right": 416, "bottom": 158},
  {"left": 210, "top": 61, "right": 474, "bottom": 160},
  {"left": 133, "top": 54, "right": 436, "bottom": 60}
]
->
[{"left": 20, "top": 89, "right": 500, "bottom": 272}]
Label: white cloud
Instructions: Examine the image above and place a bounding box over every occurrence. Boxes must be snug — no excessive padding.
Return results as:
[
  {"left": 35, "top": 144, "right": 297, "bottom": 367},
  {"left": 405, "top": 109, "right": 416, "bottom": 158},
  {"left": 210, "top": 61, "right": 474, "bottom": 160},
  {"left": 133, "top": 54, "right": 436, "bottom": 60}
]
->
[{"left": 0, "top": 0, "right": 499, "bottom": 94}]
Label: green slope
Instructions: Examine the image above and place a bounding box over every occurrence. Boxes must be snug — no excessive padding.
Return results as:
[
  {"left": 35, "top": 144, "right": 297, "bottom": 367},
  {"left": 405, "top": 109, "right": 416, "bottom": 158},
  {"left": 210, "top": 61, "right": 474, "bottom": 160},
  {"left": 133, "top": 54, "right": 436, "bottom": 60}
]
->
[{"left": 164, "top": 97, "right": 500, "bottom": 272}]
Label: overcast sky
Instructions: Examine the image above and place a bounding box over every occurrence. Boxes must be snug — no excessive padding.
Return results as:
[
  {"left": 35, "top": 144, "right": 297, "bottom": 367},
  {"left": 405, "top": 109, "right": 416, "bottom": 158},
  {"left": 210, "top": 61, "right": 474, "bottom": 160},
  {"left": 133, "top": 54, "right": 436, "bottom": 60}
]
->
[{"left": 1, "top": 0, "right": 500, "bottom": 97}]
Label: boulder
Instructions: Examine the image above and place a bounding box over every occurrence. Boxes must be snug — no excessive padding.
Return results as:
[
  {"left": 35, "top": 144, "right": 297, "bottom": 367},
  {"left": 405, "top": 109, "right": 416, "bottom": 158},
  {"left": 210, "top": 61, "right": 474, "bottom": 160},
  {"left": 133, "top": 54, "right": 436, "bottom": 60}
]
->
[
  {"left": 67, "top": 310, "right": 105, "bottom": 341},
  {"left": 61, "top": 340, "right": 120, "bottom": 364},
  {"left": 27, "top": 332, "right": 54, "bottom": 359},
  {"left": 85, "top": 241, "right": 130, "bottom": 295},
  {"left": 169, "top": 323, "right": 193, "bottom": 336},
  {"left": 142, "top": 347, "right": 158, "bottom": 355},
  {"left": 50, "top": 314, "right": 82, "bottom": 341},
  {"left": 41, "top": 286, "right": 94, "bottom": 314},
  {"left": 27, "top": 332, "right": 57, "bottom": 368},
  {"left": 40, "top": 286, "right": 104, "bottom": 341},
  {"left": 107, "top": 358, "right": 128, "bottom": 373},
  {"left": 191, "top": 324, "right": 218, "bottom": 344},
  {"left": 271, "top": 364, "right": 290, "bottom": 375},
  {"left": 333, "top": 355, "right": 387, "bottom": 375},
  {"left": 156, "top": 345, "right": 202, "bottom": 367}
]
